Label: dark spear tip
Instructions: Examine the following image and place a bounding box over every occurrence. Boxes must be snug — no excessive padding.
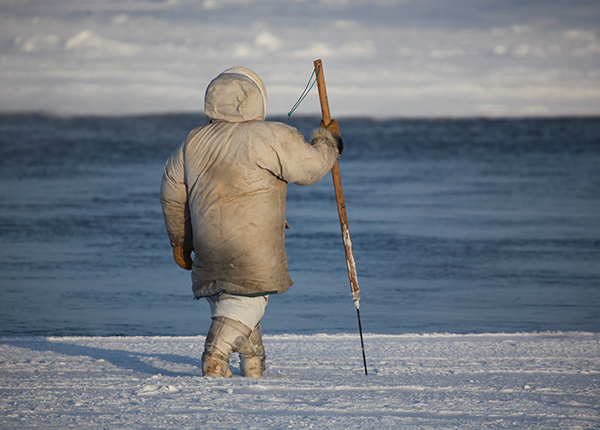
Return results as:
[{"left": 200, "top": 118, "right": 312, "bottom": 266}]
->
[{"left": 357, "top": 308, "right": 368, "bottom": 375}]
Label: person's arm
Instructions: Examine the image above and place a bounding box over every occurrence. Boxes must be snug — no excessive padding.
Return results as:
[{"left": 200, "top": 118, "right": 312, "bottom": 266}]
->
[
  {"left": 160, "top": 142, "right": 193, "bottom": 270},
  {"left": 255, "top": 121, "right": 343, "bottom": 186}
]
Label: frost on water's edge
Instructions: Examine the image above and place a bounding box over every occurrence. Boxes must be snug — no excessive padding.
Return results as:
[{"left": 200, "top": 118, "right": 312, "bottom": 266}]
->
[{"left": 0, "top": 330, "right": 592, "bottom": 343}]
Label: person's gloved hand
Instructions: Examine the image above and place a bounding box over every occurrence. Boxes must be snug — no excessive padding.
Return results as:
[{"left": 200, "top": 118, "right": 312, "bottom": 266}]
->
[
  {"left": 173, "top": 243, "right": 193, "bottom": 270},
  {"left": 321, "top": 119, "right": 343, "bottom": 155}
]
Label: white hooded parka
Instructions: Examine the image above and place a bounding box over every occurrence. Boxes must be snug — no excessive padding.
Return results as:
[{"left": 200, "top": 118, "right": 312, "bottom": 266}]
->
[{"left": 160, "top": 68, "right": 340, "bottom": 298}]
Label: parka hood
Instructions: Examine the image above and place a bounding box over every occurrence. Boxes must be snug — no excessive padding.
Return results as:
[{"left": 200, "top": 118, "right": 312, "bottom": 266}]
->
[{"left": 204, "top": 67, "right": 268, "bottom": 123}]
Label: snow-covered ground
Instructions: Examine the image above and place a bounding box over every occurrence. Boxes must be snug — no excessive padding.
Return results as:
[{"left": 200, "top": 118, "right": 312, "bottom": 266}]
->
[{"left": 1, "top": 332, "right": 598, "bottom": 429}]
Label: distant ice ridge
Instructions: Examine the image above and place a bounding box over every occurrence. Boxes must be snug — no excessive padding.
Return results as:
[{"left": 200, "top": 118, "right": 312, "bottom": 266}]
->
[
  {"left": 3, "top": 0, "right": 600, "bottom": 116},
  {"left": 1, "top": 332, "right": 598, "bottom": 429}
]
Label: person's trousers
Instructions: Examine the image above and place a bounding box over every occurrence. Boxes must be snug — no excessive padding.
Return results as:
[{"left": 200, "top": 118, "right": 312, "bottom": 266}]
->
[{"left": 206, "top": 293, "right": 268, "bottom": 330}]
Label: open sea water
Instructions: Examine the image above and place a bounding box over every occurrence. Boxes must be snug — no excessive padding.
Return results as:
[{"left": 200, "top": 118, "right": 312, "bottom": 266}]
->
[{"left": 0, "top": 114, "right": 599, "bottom": 336}]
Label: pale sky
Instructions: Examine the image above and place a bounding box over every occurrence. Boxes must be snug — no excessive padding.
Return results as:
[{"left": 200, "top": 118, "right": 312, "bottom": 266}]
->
[{"left": 1, "top": 0, "right": 599, "bottom": 117}]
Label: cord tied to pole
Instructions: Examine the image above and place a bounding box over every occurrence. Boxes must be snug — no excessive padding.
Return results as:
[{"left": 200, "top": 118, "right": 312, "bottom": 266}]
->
[{"left": 287, "top": 66, "right": 320, "bottom": 120}]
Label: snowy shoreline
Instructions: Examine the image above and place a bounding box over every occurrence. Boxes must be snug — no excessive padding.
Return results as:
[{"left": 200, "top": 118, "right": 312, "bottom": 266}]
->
[{"left": 1, "top": 332, "right": 598, "bottom": 429}]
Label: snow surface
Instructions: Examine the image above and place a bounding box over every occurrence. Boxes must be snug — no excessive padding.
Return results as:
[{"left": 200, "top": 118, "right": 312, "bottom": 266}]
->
[{"left": 1, "top": 332, "right": 598, "bottom": 429}]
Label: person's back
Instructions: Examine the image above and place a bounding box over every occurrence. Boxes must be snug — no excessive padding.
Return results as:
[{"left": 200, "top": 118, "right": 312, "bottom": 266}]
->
[{"left": 183, "top": 118, "right": 294, "bottom": 297}]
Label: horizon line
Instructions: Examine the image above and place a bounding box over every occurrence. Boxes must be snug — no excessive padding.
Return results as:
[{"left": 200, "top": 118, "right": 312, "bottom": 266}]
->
[{"left": 2, "top": 110, "right": 600, "bottom": 121}]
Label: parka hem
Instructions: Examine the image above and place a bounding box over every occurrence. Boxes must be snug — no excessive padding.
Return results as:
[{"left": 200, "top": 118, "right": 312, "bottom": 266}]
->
[{"left": 192, "top": 279, "right": 292, "bottom": 300}]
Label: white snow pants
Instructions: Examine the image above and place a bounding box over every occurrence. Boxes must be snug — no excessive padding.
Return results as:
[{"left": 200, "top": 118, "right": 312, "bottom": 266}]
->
[{"left": 206, "top": 293, "right": 268, "bottom": 330}]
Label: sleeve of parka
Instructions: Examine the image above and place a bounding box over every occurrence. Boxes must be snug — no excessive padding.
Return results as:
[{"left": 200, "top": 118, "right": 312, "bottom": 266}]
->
[
  {"left": 160, "top": 141, "right": 190, "bottom": 247},
  {"left": 253, "top": 123, "right": 340, "bottom": 186}
]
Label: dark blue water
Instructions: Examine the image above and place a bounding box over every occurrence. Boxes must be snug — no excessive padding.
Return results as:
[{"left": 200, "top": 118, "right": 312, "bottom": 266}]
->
[{"left": 1, "top": 114, "right": 599, "bottom": 336}]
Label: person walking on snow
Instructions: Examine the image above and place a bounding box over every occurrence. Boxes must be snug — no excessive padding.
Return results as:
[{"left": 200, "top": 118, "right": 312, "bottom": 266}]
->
[{"left": 160, "top": 67, "right": 343, "bottom": 377}]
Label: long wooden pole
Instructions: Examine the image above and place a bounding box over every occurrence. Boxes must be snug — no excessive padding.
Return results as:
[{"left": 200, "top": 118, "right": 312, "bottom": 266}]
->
[{"left": 314, "top": 59, "right": 367, "bottom": 375}]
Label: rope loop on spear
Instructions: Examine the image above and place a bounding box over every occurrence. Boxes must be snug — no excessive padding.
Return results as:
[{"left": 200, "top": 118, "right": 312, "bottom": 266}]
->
[{"left": 287, "top": 66, "right": 321, "bottom": 120}]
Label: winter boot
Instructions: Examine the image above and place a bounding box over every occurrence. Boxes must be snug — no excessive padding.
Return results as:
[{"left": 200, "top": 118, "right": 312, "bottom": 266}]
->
[
  {"left": 202, "top": 316, "right": 251, "bottom": 377},
  {"left": 239, "top": 323, "right": 266, "bottom": 377}
]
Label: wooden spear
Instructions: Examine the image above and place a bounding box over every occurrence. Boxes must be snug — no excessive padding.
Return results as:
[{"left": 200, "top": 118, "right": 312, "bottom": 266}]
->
[{"left": 314, "top": 59, "right": 368, "bottom": 375}]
